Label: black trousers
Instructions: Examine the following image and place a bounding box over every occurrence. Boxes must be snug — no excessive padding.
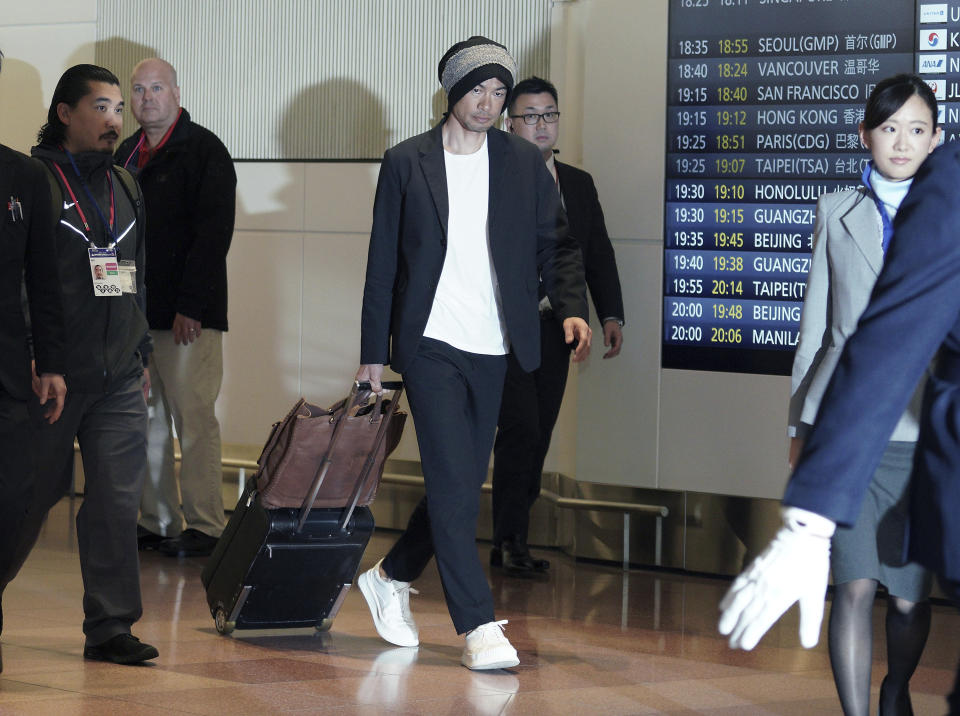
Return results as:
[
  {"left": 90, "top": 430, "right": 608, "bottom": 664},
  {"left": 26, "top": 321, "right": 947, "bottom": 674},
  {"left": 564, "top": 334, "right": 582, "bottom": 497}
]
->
[
  {"left": 382, "top": 338, "right": 506, "bottom": 634},
  {"left": 4, "top": 376, "right": 148, "bottom": 645},
  {"left": 491, "top": 318, "right": 570, "bottom": 547},
  {"left": 0, "top": 390, "right": 35, "bottom": 605}
]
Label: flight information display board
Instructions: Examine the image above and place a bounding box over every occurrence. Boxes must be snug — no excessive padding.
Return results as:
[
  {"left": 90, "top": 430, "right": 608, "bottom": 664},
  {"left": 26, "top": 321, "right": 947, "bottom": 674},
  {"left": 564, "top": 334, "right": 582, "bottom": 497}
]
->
[{"left": 663, "top": 0, "right": 953, "bottom": 375}]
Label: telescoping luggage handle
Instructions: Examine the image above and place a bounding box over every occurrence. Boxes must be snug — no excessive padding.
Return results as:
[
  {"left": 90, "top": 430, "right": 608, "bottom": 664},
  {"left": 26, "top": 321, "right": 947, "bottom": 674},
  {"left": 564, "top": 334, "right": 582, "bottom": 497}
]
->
[{"left": 295, "top": 380, "right": 404, "bottom": 533}]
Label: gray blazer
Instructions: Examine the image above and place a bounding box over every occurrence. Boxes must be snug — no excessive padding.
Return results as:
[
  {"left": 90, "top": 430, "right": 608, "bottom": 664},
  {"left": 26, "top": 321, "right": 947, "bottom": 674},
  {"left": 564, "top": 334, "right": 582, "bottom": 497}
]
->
[{"left": 788, "top": 187, "right": 922, "bottom": 441}]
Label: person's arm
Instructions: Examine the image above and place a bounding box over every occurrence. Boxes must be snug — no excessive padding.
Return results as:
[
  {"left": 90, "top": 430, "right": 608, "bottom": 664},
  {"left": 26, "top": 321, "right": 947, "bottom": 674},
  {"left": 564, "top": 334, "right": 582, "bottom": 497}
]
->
[
  {"left": 358, "top": 150, "right": 402, "bottom": 390},
  {"left": 536, "top": 161, "right": 590, "bottom": 359},
  {"left": 787, "top": 194, "right": 833, "bottom": 461},
  {"left": 128, "top": 173, "right": 153, "bottom": 367},
  {"left": 579, "top": 172, "right": 624, "bottom": 329},
  {"left": 24, "top": 159, "right": 66, "bottom": 379},
  {"left": 175, "top": 134, "right": 237, "bottom": 325}
]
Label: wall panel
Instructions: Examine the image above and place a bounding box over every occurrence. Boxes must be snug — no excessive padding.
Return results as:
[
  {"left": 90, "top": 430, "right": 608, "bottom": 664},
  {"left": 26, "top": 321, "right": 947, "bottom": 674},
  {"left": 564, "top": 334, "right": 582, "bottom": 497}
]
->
[{"left": 97, "top": 0, "right": 550, "bottom": 159}]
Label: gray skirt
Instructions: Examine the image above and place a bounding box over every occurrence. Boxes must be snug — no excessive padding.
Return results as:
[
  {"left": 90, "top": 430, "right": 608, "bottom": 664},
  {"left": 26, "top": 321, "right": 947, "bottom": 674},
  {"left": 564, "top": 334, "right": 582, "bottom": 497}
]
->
[{"left": 831, "top": 440, "right": 932, "bottom": 601}]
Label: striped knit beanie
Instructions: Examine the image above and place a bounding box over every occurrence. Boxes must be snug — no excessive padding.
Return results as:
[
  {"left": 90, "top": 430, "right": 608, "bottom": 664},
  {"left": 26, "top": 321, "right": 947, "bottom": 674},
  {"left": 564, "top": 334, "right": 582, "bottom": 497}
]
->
[{"left": 438, "top": 36, "right": 517, "bottom": 111}]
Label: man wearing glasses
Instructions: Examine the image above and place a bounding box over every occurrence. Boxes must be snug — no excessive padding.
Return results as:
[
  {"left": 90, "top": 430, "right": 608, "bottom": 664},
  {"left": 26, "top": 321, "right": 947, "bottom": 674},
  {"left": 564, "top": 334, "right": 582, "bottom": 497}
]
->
[{"left": 492, "top": 76, "right": 626, "bottom": 576}]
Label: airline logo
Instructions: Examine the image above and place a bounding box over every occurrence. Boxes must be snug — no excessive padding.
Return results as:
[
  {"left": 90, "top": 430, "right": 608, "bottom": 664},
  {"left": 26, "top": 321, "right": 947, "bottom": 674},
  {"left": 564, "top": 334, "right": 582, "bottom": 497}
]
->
[
  {"left": 919, "top": 54, "right": 947, "bottom": 73},
  {"left": 928, "top": 79, "right": 946, "bottom": 100},
  {"left": 920, "top": 4, "right": 948, "bottom": 23},
  {"left": 922, "top": 28, "right": 947, "bottom": 50},
  {"left": 938, "top": 103, "right": 946, "bottom": 125}
]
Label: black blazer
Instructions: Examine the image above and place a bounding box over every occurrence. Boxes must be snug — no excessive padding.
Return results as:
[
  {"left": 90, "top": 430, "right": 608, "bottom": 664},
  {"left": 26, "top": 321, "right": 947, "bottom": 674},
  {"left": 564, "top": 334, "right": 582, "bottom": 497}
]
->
[
  {"left": 360, "top": 124, "right": 587, "bottom": 373},
  {"left": 0, "top": 145, "right": 64, "bottom": 400},
  {"left": 556, "top": 161, "right": 624, "bottom": 324}
]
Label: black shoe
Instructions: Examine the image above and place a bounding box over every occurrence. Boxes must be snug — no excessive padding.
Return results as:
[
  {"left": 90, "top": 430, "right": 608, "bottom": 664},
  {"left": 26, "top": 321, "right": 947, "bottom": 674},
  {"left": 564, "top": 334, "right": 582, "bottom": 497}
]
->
[
  {"left": 137, "top": 526, "right": 166, "bottom": 551},
  {"left": 499, "top": 540, "right": 550, "bottom": 576},
  {"left": 159, "top": 528, "right": 218, "bottom": 557},
  {"left": 83, "top": 634, "right": 159, "bottom": 664}
]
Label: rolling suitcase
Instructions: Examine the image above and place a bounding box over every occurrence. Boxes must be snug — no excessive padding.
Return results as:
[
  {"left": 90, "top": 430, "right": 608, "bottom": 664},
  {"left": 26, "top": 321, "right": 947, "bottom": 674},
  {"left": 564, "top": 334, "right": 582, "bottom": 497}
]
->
[{"left": 201, "top": 381, "right": 405, "bottom": 634}]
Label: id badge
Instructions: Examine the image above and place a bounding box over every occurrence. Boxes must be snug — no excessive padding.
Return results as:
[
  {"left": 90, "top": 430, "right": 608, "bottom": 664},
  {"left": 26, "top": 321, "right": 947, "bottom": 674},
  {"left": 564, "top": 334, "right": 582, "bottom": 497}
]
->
[
  {"left": 89, "top": 247, "right": 123, "bottom": 297},
  {"left": 117, "top": 260, "right": 137, "bottom": 294}
]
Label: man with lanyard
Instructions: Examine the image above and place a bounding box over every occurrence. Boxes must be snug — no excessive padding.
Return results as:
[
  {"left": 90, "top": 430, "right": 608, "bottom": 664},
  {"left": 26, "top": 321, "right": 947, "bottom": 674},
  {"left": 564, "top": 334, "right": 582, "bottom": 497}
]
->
[
  {"left": 116, "top": 58, "right": 236, "bottom": 558},
  {"left": 6, "top": 64, "right": 157, "bottom": 665},
  {"left": 355, "top": 36, "right": 590, "bottom": 670},
  {"left": 0, "top": 47, "right": 67, "bottom": 673}
]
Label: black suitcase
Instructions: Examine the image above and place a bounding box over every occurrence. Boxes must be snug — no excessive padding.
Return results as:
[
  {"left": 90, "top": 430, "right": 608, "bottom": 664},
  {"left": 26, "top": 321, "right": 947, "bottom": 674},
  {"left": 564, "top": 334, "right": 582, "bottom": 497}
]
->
[
  {"left": 201, "top": 381, "right": 403, "bottom": 634},
  {"left": 201, "top": 491, "right": 374, "bottom": 633}
]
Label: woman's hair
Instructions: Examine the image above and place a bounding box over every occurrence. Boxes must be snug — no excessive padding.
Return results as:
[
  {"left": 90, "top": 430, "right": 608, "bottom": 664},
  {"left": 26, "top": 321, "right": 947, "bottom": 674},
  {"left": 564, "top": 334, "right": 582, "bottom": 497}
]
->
[{"left": 863, "top": 73, "right": 938, "bottom": 130}]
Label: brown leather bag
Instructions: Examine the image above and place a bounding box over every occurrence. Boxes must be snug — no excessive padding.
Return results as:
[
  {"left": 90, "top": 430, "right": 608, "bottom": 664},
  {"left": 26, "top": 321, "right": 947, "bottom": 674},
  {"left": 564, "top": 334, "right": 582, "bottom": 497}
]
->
[{"left": 255, "top": 384, "right": 406, "bottom": 511}]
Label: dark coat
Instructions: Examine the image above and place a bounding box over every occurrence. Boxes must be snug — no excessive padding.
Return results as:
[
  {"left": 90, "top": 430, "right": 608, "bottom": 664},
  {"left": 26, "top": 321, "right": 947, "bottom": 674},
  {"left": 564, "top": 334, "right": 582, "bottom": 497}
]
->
[
  {"left": 556, "top": 160, "right": 624, "bottom": 324},
  {"left": 783, "top": 141, "right": 960, "bottom": 581},
  {"left": 31, "top": 145, "right": 148, "bottom": 394},
  {"left": 116, "top": 109, "right": 236, "bottom": 331},
  {"left": 0, "top": 145, "right": 64, "bottom": 399},
  {"left": 360, "top": 124, "right": 587, "bottom": 374}
]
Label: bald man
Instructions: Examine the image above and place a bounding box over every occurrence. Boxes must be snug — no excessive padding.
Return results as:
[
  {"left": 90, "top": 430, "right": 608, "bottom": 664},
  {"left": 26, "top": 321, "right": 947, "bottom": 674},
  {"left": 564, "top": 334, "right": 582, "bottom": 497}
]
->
[{"left": 117, "top": 58, "right": 237, "bottom": 558}]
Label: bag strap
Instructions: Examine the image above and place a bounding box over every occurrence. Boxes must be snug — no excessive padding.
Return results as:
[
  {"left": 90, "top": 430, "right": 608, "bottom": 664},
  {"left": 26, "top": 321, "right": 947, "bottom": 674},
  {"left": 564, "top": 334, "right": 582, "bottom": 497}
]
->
[{"left": 256, "top": 398, "right": 309, "bottom": 476}]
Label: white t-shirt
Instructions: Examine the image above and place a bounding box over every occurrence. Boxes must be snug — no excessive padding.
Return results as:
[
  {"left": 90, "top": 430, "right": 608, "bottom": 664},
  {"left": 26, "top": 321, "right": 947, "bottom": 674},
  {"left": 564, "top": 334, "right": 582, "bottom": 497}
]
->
[{"left": 423, "top": 136, "right": 509, "bottom": 355}]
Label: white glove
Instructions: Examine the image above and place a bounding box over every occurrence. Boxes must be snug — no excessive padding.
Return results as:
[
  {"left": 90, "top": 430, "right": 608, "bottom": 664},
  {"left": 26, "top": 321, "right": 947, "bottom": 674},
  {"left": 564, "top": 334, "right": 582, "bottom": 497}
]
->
[{"left": 718, "top": 506, "right": 835, "bottom": 650}]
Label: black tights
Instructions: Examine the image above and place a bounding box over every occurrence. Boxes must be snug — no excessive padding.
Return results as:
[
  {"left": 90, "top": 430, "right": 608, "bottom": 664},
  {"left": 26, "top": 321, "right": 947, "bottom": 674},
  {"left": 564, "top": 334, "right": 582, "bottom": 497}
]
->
[{"left": 828, "top": 579, "right": 931, "bottom": 716}]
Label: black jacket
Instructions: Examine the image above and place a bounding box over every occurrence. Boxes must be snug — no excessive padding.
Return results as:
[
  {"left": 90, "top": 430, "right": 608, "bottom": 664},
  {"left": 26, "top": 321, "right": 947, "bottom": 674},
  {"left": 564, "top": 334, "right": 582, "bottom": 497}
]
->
[
  {"left": 116, "top": 108, "right": 236, "bottom": 331},
  {"left": 31, "top": 145, "right": 149, "bottom": 394},
  {"left": 556, "top": 161, "right": 624, "bottom": 325},
  {"left": 0, "top": 145, "right": 65, "bottom": 399},
  {"left": 360, "top": 124, "right": 587, "bottom": 373}
]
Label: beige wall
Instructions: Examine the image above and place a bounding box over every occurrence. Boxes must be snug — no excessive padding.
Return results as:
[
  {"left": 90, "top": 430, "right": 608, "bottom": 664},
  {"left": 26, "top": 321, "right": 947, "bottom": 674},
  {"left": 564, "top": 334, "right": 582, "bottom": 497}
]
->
[{"left": 0, "top": 0, "right": 792, "bottom": 500}]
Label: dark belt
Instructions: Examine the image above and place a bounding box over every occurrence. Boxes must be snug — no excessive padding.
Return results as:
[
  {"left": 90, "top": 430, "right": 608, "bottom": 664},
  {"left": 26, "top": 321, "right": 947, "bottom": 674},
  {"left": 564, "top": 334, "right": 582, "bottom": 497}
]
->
[{"left": 935, "top": 350, "right": 960, "bottom": 383}]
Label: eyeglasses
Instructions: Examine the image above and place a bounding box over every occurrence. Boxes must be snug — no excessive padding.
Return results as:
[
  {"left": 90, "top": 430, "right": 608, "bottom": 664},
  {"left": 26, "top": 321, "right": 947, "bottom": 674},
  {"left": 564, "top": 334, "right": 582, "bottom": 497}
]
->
[{"left": 509, "top": 111, "right": 561, "bottom": 125}]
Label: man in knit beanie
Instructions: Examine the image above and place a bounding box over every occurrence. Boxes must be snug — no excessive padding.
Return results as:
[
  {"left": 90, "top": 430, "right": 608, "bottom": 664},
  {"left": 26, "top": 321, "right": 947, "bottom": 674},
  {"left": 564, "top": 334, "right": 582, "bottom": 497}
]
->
[{"left": 356, "top": 36, "right": 591, "bottom": 670}]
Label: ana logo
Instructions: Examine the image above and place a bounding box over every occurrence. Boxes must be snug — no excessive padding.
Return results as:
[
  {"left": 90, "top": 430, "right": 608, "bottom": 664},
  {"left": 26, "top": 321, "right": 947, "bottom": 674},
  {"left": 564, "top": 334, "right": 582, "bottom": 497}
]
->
[
  {"left": 938, "top": 104, "right": 946, "bottom": 124},
  {"left": 928, "top": 79, "right": 946, "bottom": 100},
  {"left": 919, "top": 54, "right": 947, "bottom": 73},
  {"left": 920, "top": 3, "right": 949, "bottom": 23}
]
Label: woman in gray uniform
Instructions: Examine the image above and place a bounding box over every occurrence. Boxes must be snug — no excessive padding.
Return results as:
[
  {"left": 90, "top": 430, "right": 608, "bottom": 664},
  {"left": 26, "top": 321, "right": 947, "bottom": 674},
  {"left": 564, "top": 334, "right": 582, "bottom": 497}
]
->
[{"left": 788, "top": 74, "right": 941, "bottom": 716}]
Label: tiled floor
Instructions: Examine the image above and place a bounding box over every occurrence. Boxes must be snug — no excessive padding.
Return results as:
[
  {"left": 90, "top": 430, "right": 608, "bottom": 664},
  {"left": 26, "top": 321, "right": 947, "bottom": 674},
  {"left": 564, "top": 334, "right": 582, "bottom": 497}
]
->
[{"left": 1, "top": 497, "right": 957, "bottom": 715}]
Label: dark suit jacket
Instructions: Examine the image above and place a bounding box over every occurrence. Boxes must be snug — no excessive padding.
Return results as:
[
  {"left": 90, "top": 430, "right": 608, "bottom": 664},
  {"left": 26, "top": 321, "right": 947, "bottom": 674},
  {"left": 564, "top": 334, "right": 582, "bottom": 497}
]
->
[
  {"left": 0, "top": 145, "right": 64, "bottom": 400},
  {"left": 783, "top": 142, "right": 960, "bottom": 581},
  {"left": 556, "top": 161, "right": 624, "bottom": 324},
  {"left": 360, "top": 124, "right": 587, "bottom": 374}
]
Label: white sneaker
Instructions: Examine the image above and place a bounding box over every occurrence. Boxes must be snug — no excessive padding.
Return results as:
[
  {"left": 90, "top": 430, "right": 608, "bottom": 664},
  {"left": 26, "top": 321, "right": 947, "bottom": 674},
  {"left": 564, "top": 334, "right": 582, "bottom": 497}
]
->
[
  {"left": 461, "top": 620, "right": 519, "bottom": 670},
  {"left": 357, "top": 559, "right": 419, "bottom": 647}
]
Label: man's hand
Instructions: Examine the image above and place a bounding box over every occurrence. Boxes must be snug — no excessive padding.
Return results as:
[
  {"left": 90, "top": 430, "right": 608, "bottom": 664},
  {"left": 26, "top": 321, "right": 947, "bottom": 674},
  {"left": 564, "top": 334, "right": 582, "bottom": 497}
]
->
[
  {"left": 142, "top": 366, "right": 151, "bottom": 402},
  {"left": 173, "top": 312, "right": 202, "bottom": 345},
  {"left": 37, "top": 373, "right": 67, "bottom": 423},
  {"left": 563, "top": 317, "right": 592, "bottom": 362},
  {"left": 356, "top": 363, "right": 385, "bottom": 394},
  {"left": 602, "top": 320, "right": 623, "bottom": 359},
  {"left": 718, "top": 506, "right": 834, "bottom": 650}
]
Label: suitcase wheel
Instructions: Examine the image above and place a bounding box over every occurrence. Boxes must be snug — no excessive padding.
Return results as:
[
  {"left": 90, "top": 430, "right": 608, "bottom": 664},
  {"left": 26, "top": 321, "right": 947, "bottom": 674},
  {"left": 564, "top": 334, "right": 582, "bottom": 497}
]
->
[
  {"left": 214, "top": 606, "right": 236, "bottom": 635},
  {"left": 315, "top": 618, "right": 334, "bottom": 632}
]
